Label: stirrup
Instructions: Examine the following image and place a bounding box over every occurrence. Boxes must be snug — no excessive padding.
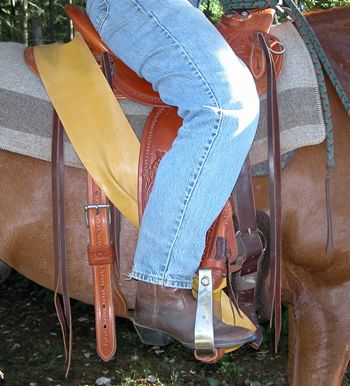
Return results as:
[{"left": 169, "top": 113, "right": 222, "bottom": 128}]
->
[{"left": 194, "top": 268, "right": 215, "bottom": 357}]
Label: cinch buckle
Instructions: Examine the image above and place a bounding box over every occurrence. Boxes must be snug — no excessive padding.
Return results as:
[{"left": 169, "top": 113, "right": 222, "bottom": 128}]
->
[{"left": 84, "top": 204, "right": 111, "bottom": 228}]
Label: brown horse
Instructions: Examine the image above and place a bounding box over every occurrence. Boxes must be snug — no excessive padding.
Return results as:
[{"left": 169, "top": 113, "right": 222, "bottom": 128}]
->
[{"left": 0, "top": 6, "right": 349, "bottom": 385}]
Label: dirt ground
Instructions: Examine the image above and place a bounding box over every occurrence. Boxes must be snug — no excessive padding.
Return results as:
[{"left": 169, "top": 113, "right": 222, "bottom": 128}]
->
[{"left": 0, "top": 271, "right": 346, "bottom": 386}]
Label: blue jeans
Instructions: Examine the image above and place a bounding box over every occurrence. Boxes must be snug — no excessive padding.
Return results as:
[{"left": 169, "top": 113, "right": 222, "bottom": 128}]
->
[{"left": 87, "top": 0, "right": 259, "bottom": 289}]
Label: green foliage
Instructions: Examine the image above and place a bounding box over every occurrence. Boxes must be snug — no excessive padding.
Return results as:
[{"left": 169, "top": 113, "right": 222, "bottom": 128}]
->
[
  {"left": 200, "top": 0, "right": 223, "bottom": 24},
  {"left": 259, "top": 302, "right": 289, "bottom": 350},
  {"left": 200, "top": 0, "right": 350, "bottom": 22},
  {"left": 0, "top": 0, "right": 86, "bottom": 44},
  {"left": 10, "top": 271, "right": 55, "bottom": 301},
  {"left": 1, "top": 0, "right": 349, "bottom": 44},
  {"left": 297, "top": 0, "right": 350, "bottom": 11}
]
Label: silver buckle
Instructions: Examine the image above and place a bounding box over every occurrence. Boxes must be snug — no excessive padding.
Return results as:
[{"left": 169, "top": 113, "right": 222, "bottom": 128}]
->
[
  {"left": 84, "top": 204, "right": 111, "bottom": 228},
  {"left": 194, "top": 268, "right": 215, "bottom": 357}
]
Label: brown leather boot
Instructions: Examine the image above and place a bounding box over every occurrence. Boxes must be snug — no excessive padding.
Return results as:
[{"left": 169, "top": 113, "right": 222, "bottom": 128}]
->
[{"left": 133, "top": 281, "right": 256, "bottom": 349}]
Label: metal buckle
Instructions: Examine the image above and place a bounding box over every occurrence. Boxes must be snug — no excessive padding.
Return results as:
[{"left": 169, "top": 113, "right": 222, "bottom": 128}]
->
[
  {"left": 194, "top": 268, "right": 215, "bottom": 357},
  {"left": 269, "top": 40, "right": 286, "bottom": 55},
  {"left": 84, "top": 204, "right": 111, "bottom": 228}
]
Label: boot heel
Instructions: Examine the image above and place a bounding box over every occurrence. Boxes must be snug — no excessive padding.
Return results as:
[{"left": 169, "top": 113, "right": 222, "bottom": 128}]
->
[{"left": 134, "top": 324, "right": 175, "bottom": 346}]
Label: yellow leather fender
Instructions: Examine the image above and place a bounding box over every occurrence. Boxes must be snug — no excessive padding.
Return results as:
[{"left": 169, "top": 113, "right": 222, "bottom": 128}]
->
[{"left": 34, "top": 33, "right": 140, "bottom": 228}]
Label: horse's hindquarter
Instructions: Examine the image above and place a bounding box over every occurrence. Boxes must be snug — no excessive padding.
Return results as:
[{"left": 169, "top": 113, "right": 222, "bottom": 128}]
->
[
  {"left": 305, "top": 7, "right": 350, "bottom": 95},
  {"left": 284, "top": 87, "right": 349, "bottom": 274}
]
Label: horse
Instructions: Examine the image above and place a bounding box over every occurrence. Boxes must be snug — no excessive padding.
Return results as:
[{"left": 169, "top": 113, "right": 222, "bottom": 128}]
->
[{"left": 0, "top": 5, "right": 349, "bottom": 385}]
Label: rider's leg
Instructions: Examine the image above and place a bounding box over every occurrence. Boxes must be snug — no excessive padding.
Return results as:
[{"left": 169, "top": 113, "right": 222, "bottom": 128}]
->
[{"left": 87, "top": 0, "right": 259, "bottom": 347}]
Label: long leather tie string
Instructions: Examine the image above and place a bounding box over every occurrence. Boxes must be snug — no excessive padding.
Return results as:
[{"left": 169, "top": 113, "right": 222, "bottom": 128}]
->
[
  {"left": 258, "top": 32, "right": 282, "bottom": 351},
  {"left": 52, "top": 110, "right": 73, "bottom": 378}
]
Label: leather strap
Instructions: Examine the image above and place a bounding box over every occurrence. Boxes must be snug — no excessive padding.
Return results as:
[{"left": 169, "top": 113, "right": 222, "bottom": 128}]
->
[
  {"left": 51, "top": 52, "right": 130, "bottom": 365},
  {"left": 232, "top": 30, "right": 283, "bottom": 350},
  {"left": 85, "top": 174, "right": 117, "bottom": 362},
  {"left": 234, "top": 33, "right": 282, "bottom": 351},
  {"left": 51, "top": 71, "right": 119, "bottom": 363},
  {"left": 258, "top": 32, "right": 282, "bottom": 351},
  {"left": 200, "top": 201, "right": 238, "bottom": 290},
  {"left": 233, "top": 156, "right": 264, "bottom": 349},
  {"left": 52, "top": 110, "right": 72, "bottom": 378},
  {"left": 100, "top": 52, "right": 131, "bottom": 320},
  {"left": 84, "top": 52, "right": 132, "bottom": 362},
  {"left": 234, "top": 157, "right": 263, "bottom": 275}
]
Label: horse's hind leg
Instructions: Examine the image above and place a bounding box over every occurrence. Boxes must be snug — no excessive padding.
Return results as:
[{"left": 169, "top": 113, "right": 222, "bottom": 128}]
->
[
  {"left": 0, "top": 260, "right": 11, "bottom": 284},
  {"left": 287, "top": 303, "right": 296, "bottom": 383},
  {"left": 290, "top": 281, "right": 350, "bottom": 386}
]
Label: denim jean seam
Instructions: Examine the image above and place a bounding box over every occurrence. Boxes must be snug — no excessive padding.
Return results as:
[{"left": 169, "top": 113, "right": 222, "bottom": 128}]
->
[
  {"left": 141, "top": 9, "right": 228, "bottom": 274},
  {"left": 92, "top": 0, "right": 109, "bottom": 35},
  {"left": 132, "top": 271, "right": 192, "bottom": 283},
  {"left": 132, "top": 271, "right": 194, "bottom": 287}
]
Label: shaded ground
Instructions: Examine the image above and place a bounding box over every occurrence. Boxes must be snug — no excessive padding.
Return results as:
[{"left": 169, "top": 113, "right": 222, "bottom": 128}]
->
[
  {"left": 0, "top": 272, "right": 288, "bottom": 386},
  {"left": 1, "top": 271, "right": 347, "bottom": 386}
]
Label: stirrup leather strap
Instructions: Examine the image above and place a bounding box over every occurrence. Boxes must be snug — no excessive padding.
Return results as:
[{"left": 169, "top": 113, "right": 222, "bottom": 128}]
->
[{"left": 85, "top": 174, "right": 117, "bottom": 362}]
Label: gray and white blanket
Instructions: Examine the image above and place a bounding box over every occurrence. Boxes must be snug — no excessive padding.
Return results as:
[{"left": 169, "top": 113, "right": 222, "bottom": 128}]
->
[{"left": 0, "top": 21, "right": 325, "bottom": 169}]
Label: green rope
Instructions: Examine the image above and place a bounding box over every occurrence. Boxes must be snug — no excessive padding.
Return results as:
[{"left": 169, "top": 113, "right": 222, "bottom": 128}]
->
[
  {"left": 219, "top": 0, "right": 350, "bottom": 168},
  {"left": 220, "top": 0, "right": 280, "bottom": 11}
]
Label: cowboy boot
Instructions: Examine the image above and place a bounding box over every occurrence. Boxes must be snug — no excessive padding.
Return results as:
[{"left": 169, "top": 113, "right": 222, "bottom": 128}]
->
[{"left": 133, "top": 281, "right": 256, "bottom": 349}]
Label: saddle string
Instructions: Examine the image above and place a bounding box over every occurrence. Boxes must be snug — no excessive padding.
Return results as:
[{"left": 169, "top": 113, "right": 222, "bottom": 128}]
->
[
  {"left": 257, "top": 32, "right": 282, "bottom": 349},
  {"left": 52, "top": 110, "right": 73, "bottom": 378},
  {"left": 229, "top": 30, "right": 282, "bottom": 350},
  {"left": 325, "top": 164, "right": 334, "bottom": 252}
]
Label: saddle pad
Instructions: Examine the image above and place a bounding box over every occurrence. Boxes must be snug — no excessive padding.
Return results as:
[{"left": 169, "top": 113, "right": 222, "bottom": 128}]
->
[
  {"left": 0, "top": 41, "right": 151, "bottom": 170},
  {"left": 250, "top": 21, "right": 325, "bottom": 165},
  {"left": 0, "top": 20, "right": 325, "bottom": 185}
]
